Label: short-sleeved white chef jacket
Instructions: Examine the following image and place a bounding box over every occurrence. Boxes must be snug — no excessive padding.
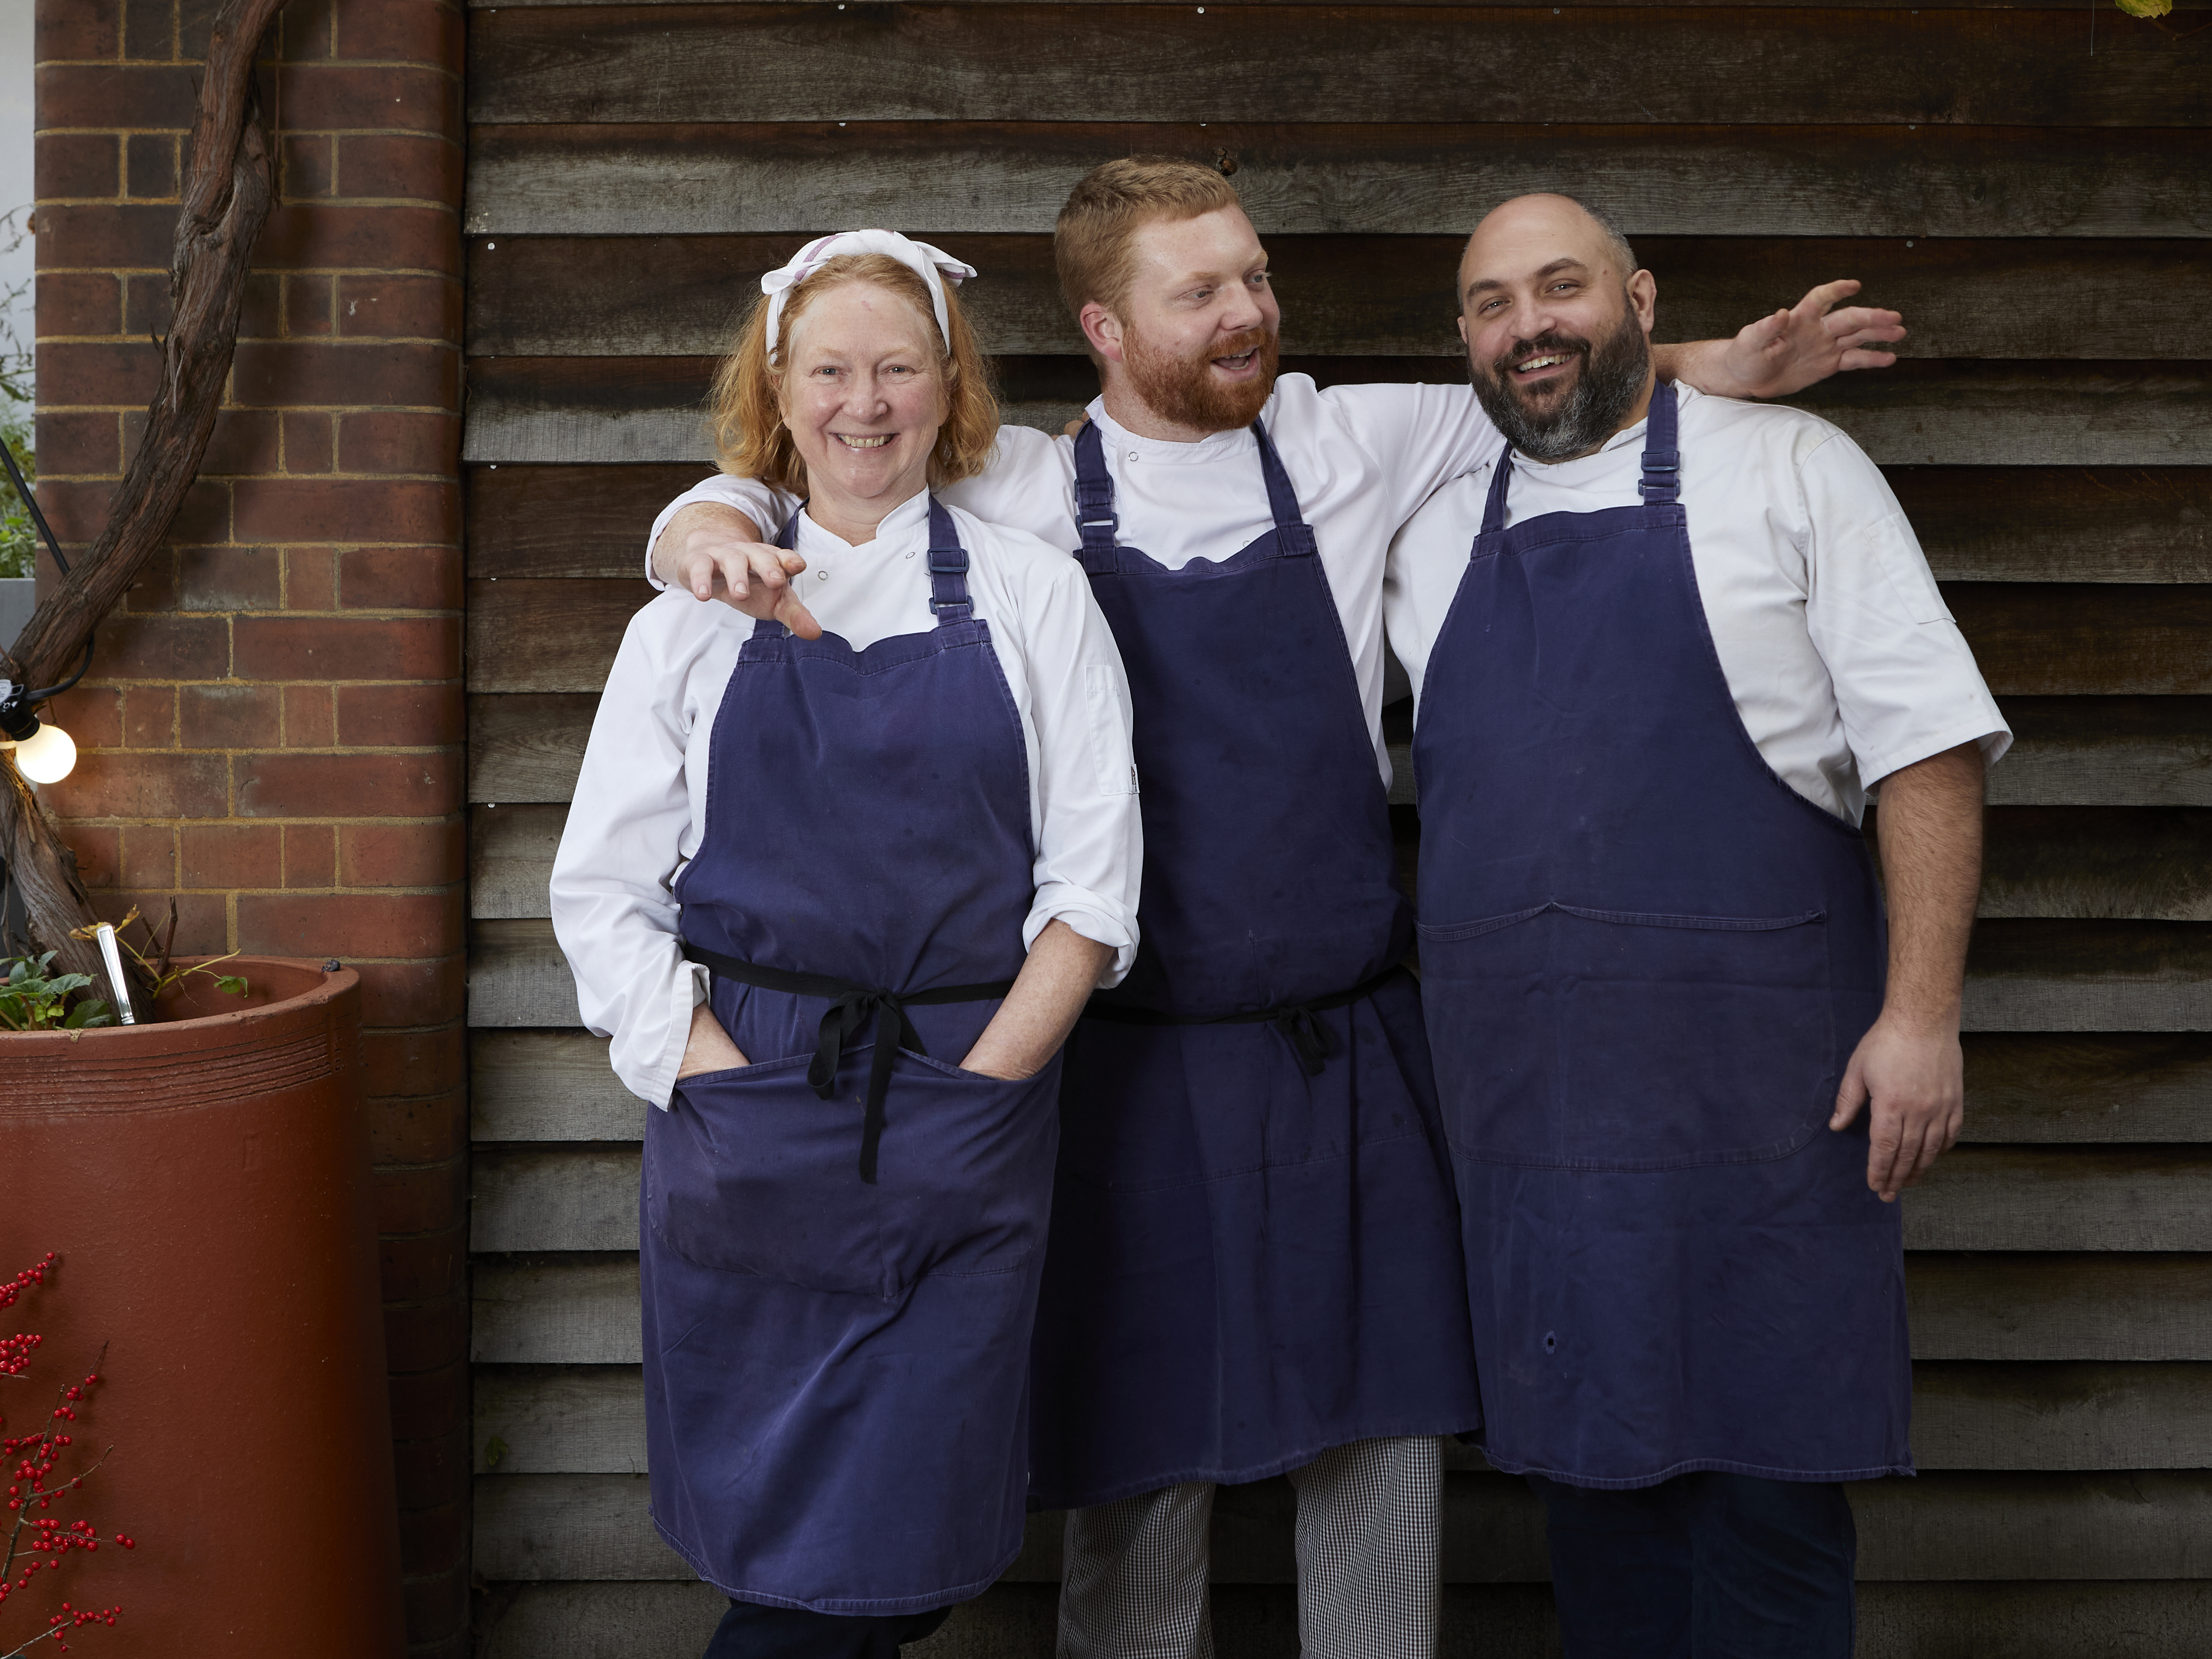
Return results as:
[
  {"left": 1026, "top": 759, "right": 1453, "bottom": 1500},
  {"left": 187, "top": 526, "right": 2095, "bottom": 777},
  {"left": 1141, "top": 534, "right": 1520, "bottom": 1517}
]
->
[
  {"left": 552, "top": 492, "right": 1146, "bottom": 1109},
  {"left": 646, "top": 376, "right": 1509, "bottom": 787},
  {"left": 1383, "top": 383, "right": 2011, "bottom": 824}
]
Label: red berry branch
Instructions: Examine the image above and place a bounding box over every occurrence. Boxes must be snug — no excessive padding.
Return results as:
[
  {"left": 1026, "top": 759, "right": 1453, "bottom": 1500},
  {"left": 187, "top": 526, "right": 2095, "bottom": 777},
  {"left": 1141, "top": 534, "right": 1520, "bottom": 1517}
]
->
[{"left": 0, "top": 1257, "right": 131, "bottom": 1657}]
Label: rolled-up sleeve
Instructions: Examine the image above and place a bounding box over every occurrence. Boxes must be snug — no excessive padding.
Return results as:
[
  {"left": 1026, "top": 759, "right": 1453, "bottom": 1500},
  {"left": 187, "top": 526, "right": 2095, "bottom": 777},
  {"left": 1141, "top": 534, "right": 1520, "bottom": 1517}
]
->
[
  {"left": 548, "top": 602, "right": 716, "bottom": 1106},
  {"left": 644, "top": 474, "right": 801, "bottom": 589},
  {"left": 1005, "top": 537, "right": 1144, "bottom": 986},
  {"left": 1800, "top": 433, "right": 2012, "bottom": 791}
]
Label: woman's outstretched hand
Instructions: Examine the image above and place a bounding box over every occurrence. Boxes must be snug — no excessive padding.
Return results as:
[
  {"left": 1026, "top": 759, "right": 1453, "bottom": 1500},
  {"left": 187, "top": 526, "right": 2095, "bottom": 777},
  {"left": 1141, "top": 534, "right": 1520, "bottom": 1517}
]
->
[{"left": 653, "top": 502, "right": 825, "bottom": 640}]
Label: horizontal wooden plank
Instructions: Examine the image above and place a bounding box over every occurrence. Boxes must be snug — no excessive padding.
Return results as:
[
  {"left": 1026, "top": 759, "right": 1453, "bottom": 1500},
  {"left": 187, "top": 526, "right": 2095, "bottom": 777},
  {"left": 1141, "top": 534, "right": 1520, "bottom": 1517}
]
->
[
  {"left": 471, "top": 803, "right": 569, "bottom": 919},
  {"left": 475, "top": 1249, "right": 2212, "bottom": 1362},
  {"left": 473, "top": 1468, "right": 2212, "bottom": 1582},
  {"left": 472, "top": 1360, "right": 2212, "bottom": 1476},
  {"left": 1961, "top": 1035, "right": 2212, "bottom": 1143},
  {"left": 1909, "top": 1253, "right": 2212, "bottom": 1361},
  {"left": 476, "top": 802, "right": 2212, "bottom": 922},
  {"left": 470, "top": 462, "right": 2212, "bottom": 586},
  {"left": 466, "top": 235, "right": 2212, "bottom": 364},
  {"left": 469, "top": 578, "right": 657, "bottom": 695},
  {"left": 473, "top": 1253, "right": 642, "bottom": 1364},
  {"left": 470, "top": 917, "right": 584, "bottom": 1028},
  {"left": 468, "top": 1029, "right": 2212, "bottom": 1145},
  {"left": 1960, "top": 920, "right": 2212, "bottom": 1032},
  {"left": 466, "top": 1142, "right": 2212, "bottom": 1256},
  {"left": 465, "top": 0, "right": 2212, "bottom": 11},
  {"left": 464, "top": 123, "right": 2212, "bottom": 241},
  {"left": 468, "top": 7, "right": 2207, "bottom": 129},
  {"left": 1950, "top": 585, "right": 2212, "bottom": 696},
  {"left": 462, "top": 355, "right": 2212, "bottom": 468},
  {"left": 471, "top": 693, "right": 596, "bottom": 803},
  {"left": 473, "top": 1029, "right": 643, "bottom": 1141},
  {"left": 467, "top": 914, "right": 2212, "bottom": 1032},
  {"left": 476, "top": 1578, "right": 2212, "bottom": 1659},
  {"left": 1992, "top": 698, "right": 2212, "bottom": 807}
]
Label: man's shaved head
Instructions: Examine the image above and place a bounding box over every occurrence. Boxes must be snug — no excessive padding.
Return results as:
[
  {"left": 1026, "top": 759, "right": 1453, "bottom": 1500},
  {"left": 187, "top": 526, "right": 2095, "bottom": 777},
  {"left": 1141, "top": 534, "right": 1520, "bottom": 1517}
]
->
[{"left": 1455, "top": 193, "right": 1658, "bottom": 462}]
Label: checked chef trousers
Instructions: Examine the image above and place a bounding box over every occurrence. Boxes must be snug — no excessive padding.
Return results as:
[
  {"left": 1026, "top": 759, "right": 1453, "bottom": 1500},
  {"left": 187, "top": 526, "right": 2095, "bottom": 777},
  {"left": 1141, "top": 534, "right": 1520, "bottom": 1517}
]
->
[{"left": 1056, "top": 1437, "right": 1442, "bottom": 1659}]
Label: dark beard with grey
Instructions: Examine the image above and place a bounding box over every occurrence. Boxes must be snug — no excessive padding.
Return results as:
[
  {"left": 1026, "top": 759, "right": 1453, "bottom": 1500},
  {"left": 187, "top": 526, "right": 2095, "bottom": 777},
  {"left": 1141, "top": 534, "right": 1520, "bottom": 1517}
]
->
[{"left": 1468, "top": 304, "right": 1652, "bottom": 463}]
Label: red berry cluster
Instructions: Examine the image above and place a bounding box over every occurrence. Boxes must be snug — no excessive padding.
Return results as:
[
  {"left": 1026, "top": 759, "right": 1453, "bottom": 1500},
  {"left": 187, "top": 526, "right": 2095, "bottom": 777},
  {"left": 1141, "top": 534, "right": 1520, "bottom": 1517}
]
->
[
  {"left": 0, "top": 1256, "right": 130, "bottom": 1658},
  {"left": 0, "top": 1256, "right": 57, "bottom": 1381}
]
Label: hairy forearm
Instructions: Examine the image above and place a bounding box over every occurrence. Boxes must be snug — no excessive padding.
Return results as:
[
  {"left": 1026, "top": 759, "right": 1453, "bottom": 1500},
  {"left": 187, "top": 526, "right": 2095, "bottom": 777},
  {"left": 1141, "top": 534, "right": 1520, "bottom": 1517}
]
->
[
  {"left": 960, "top": 919, "right": 1115, "bottom": 1080},
  {"left": 1651, "top": 338, "right": 1730, "bottom": 394},
  {"left": 1872, "top": 743, "right": 1985, "bottom": 1031}
]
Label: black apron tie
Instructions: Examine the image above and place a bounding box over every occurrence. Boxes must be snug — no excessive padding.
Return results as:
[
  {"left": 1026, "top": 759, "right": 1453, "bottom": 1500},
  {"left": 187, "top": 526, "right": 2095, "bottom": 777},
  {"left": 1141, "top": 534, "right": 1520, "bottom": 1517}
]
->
[
  {"left": 683, "top": 944, "right": 1016, "bottom": 1184},
  {"left": 1080, "top": 964, "right": 1408, "bottom": 1077}
]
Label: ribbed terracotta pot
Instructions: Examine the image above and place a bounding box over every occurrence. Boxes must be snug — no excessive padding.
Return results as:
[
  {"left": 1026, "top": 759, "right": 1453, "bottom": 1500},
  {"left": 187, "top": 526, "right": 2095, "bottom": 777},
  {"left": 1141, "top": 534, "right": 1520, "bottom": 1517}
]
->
[{"left": 1, "top": 959, "right": 405, "bottom": 1657}]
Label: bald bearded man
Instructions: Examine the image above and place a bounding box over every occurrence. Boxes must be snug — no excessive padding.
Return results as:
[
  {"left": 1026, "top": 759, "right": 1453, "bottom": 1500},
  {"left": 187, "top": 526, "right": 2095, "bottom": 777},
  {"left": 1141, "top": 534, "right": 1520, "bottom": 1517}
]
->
[{"left": 1387, "top": 194, "right": 2006, "bottom": 1657}]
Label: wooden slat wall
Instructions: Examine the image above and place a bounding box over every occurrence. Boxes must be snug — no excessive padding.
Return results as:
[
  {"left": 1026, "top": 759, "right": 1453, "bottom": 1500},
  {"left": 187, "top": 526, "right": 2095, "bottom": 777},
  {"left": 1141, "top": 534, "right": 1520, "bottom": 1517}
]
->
[{"left": 460, "top": 2, "right": 2212, "bottom": 1650}]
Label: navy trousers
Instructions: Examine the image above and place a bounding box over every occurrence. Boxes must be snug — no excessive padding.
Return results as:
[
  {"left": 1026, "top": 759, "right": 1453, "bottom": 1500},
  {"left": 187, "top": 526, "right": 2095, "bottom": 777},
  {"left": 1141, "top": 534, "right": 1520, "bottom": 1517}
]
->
[
  {"left": 703, "top": 1600, "right": 952, "bottom": 1659},
  {"left": 1529, "top": 1472, "right": 1857, "bottom": 1659}
]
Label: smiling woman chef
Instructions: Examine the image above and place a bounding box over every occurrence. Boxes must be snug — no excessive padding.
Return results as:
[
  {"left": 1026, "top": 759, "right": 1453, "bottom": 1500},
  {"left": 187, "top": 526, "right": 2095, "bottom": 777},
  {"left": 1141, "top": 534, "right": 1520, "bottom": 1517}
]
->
[{"left": 550, "top": 231, "right": 1144, "bottom": 1659}]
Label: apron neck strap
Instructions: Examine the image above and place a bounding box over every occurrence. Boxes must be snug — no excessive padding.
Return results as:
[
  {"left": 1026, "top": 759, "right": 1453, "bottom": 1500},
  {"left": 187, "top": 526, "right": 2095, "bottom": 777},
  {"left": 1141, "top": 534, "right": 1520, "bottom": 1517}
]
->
[
  {"left": 1478, "top": 378, "right": 1683, "bottom": 541},
  {"left": 1250, "top": 419, "right": 1317, "bottom": 556},
  {"left": 1636, "top": 380, "right": 1681, "bottom": 503},
  {"left": 1071, "top": 419, "right": 1120, "bottom": 554},
  {"left": 762, "top": 498, "right": 972, "bottom": 634}
]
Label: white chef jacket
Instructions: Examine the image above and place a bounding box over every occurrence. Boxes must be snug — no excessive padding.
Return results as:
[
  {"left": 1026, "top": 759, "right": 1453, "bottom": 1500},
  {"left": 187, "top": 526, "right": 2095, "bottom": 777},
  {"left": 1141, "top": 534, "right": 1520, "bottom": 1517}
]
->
[
  {"left": 1384, "top": 383, "right": 2011, "bottom": 823},
  {"left": 646, "top": 375, "right": 1509, "bottom": 785},
  {"left": 554, "top": 491, "right": 1145, "bottom": 1108}
]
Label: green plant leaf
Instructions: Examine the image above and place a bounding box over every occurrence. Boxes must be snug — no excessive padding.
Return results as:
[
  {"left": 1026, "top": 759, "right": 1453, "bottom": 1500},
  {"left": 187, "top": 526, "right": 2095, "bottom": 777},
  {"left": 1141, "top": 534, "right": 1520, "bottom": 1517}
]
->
[
  {"left": 2114, "top": 0, "right": 2172, "bottom": 15},
  {"left": 215, "top": 975, "right": 250, "bottom": 997},
  {"left": 64, "top": 1001, "right": 113, "bottom": 1029},
  {"left": 483, "top": 1435, "right": 509, "bottom": 1469}
]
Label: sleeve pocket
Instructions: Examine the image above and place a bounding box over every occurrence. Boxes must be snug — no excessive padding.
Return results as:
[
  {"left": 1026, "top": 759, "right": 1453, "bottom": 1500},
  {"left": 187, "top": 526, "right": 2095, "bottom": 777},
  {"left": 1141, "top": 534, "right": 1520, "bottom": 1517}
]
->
[
  {"left": 1083, "top": 663, "right": 1140, "bottom": 797},
  {"left": 1868, "top": 510, "right": 1953, "bottom": 626}
]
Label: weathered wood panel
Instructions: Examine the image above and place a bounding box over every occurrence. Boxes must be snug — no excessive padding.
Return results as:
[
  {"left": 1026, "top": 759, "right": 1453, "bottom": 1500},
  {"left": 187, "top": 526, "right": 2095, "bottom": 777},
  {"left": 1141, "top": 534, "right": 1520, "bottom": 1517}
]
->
[
  {"left": 465, "top": 463, "right": 2212, "bottom": 587},
  {"left": 465, "top": 0, "right": 2212, "bottom": 11},
  {"left": 472, "top": 1254, "right": 641, "bottom": 1364},
  {"left": 1961, "top": 1035, "right": 2212, "bottom": 1143},
  {"left": 1853, "top": 1583, "right": 2212, "bottom": 1659},
  {"left": 1991, "top": 699, "right": 2212, "bottom": 808},
  {"left": 473, "top": 1029, "right": 643, "bottom": 1141},
  {"left": 466, "top": 913, "right": 2212, "bottom": 1031},
  {"left": 469, "top": 918, "right": 584, "bottom": 1027},
  {"left": 468, "top": 569, "right": 2212, "bottom": 702},
  {"left": 472, "top": 1360, "right": 2212, "bottom": 1476},
  {"left": 470, "top": 1143, "right": 2212, "bottom": 1256},
  {"left": 1959, "top": 920, "right": 2212, "bottom": 1033},
  {"left": 468, "top": 8, "right": 2208, "bottom": 129},
  {"left": 463, "top": 355, "right": 2212, "bottom": 468},
  {"left": 474, "top": 1468, "right": 2212, "bottom": 1582},
  {"left": 466, "top": 236, "right": 2212, "bottom": 364},
  {"left": 468, "top": 578, "right": 657, "bottom": 695},
  {"left": 470, "top": 803, "right": 568, "bottom": 919},
  {"left": 477, "top": 803, "right": 2212, "bottom": 922},
  {"left": 475, "top": 1249, "right": 2212, "bottom": 1363},
  {"left": 464, "top": 124, "right": 2212, "bottom": 241},
  {"left": 470, "top": 693, "right": 596, "bottom": 803},
  {"left": 1909, "top": 1255, "right": 2212, "bottom": 1361}
]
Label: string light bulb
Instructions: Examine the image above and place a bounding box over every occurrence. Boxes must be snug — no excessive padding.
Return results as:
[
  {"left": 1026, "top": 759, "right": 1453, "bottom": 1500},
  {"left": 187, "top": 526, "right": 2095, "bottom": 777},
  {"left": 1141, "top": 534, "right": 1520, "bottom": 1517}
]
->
[{"left": 0, "top": 680, "right": 80, "bottom": 784}]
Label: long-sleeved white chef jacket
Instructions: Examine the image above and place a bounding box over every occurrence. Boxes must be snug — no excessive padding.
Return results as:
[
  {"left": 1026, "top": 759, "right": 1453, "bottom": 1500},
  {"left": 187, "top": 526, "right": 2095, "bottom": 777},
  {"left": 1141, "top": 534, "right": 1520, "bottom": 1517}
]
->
[
  {"left": 1384, "top": 383, "right": 2011, "bottom": 824},
  {"left": 645, "top": 376, "right": 1510, "bottom": 788},
  {"left": 552, "top": 491, "right": 1146, "bottom": 1109}
]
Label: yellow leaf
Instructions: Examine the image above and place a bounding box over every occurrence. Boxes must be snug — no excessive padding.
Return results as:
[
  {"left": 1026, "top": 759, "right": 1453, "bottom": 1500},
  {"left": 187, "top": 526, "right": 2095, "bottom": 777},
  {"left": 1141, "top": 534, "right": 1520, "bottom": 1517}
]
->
[{"left": 2114, "top": 0, "right": 2172, "bottom": 16}]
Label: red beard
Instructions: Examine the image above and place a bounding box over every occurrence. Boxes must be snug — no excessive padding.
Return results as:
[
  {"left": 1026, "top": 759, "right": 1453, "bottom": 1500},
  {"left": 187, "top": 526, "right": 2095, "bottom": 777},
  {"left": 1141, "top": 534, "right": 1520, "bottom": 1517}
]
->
[{"left": 1122, "top": 323, "right": 1280, "bottom": 432}]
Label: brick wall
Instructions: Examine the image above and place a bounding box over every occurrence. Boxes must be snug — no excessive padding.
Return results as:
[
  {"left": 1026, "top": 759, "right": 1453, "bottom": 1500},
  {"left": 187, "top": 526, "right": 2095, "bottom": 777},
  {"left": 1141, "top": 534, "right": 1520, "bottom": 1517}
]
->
[{"left": 31, "top": 2, "right": 468, "bottom": 1650}]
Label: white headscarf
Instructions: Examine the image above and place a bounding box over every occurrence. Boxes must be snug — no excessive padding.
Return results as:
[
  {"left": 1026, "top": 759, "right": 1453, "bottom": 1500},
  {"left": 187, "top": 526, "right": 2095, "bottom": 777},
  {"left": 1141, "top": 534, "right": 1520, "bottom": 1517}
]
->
[{"left": 761, "top": 230, "right": 978, "bottom": 365}]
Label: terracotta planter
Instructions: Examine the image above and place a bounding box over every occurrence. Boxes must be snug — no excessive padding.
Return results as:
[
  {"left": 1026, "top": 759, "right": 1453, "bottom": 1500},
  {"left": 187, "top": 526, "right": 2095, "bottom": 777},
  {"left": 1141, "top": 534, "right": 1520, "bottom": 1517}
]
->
[{"left": 2, "top": 959, "right": 405, "bottom": 1656}]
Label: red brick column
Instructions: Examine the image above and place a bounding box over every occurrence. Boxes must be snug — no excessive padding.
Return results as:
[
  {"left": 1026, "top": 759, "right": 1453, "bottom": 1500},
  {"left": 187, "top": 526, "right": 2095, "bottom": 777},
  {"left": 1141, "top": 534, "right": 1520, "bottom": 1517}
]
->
[{"left": 33, "top": 2, "right": 469, "bottom": 1650}]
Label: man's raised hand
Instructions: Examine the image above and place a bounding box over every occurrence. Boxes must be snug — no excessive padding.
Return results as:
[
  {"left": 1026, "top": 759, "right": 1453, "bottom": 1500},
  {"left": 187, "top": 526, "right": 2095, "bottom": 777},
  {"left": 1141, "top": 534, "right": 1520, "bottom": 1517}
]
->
[
  {"left": 652, "top": 501, "right": 824, "bottom": 640},
  {"left": 1720, "top": 279, "right": 1908, "bottom": 399}
]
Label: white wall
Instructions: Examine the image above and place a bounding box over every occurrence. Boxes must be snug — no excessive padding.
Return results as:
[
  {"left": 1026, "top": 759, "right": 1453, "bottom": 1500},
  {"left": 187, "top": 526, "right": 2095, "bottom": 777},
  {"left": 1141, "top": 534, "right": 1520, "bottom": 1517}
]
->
[{"left": 1, "top": 0, "right": 35, "bottom": 393}]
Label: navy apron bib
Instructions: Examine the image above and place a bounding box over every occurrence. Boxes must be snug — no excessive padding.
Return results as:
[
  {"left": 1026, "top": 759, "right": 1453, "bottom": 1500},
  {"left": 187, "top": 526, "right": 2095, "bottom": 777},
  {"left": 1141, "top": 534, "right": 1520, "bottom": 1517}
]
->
[
  {"left": 1025, "top": 419, "right": 1481, "bottom": 1510},
  {"left": 1410, "top": 385, "right": 1913, "bottom": 1489},
  {"left": 643, "top": 500, "right": 1063, "bottom": 1611}
]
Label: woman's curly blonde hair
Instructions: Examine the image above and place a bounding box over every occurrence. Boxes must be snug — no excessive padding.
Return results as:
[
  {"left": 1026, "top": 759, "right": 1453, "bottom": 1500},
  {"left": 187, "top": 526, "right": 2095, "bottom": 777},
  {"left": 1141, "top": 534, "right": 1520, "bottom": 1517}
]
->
[{"left": 708, "top": 252, "right": 1000, "bottom": 496}]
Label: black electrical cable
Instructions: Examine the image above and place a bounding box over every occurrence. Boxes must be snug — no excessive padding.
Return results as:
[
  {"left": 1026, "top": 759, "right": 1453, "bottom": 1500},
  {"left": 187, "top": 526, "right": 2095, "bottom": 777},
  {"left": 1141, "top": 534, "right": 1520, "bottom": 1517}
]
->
[
  {"left": 0, "top": 440, "right": 69, "bottom": 578},
  {"left": 24, "top": 638, "right": 95, "bottom": 703}
]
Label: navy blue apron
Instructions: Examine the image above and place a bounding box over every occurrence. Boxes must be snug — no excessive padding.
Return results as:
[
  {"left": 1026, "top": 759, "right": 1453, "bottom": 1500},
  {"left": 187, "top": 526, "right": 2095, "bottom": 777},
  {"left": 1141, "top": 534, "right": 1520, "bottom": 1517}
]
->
[
  {"left": 1410, "top": 384, "right": 1913, "bottom": 1489},
  {"left": 1025, "top": 419, "right": 1481, "bottom": 1510},
  {"left": 642, "top": 500, "right": 1064, "bottom": 1610}
]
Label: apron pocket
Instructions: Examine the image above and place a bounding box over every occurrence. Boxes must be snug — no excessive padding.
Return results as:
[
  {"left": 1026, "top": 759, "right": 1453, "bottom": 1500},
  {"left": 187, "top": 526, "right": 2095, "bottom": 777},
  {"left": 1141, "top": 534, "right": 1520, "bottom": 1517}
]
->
[
  {"left": 647, "top": 1047, "right": 1060, "bottom": 1300},
  {"left": 1419, "top": 902, "right": 1836, "bottom": 1171}
]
